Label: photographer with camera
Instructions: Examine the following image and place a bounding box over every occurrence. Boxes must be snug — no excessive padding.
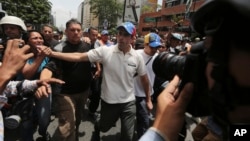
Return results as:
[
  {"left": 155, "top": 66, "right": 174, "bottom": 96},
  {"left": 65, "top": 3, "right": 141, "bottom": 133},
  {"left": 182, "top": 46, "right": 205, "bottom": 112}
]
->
[
  {"left": 1, "top": 78, "right": 64, "bottom": 130},
  {"left": 139, "top": 0, "right": 250, "bottom": 140},
  {"left": 0, "top": 39, "right": 33, "bottom": 140},
  {"left": 0, "top": 16, "right": 26, "bottom": 40},
  {"left": 0, "top": 16, "right": 27, "bottom": 58}
]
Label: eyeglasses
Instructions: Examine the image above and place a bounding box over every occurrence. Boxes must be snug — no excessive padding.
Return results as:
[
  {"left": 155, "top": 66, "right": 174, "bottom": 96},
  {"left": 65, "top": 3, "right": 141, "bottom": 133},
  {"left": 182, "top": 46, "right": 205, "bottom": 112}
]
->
[{"left": 118, "top": 31, "right": 130, "bottom": 37}]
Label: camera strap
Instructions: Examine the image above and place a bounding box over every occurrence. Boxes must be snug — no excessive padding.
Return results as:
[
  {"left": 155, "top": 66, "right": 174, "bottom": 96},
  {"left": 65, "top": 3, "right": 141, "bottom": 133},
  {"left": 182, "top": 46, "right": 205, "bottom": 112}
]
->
[
  {"left": 145, "top": 57, "right": 153, "bottom": 66},
  {"left": 133, "top": 57, "right": 153, "bottom": 77}
]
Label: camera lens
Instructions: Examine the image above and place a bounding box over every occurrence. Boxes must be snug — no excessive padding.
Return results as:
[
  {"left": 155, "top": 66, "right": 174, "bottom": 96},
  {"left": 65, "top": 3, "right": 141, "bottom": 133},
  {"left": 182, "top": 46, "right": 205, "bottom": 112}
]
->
[
  {"left": 153, "top": 52, "right": 186, "bottom": 80},
  {"left": 4, "top": 115, "right": 21, "bottom": 129}
]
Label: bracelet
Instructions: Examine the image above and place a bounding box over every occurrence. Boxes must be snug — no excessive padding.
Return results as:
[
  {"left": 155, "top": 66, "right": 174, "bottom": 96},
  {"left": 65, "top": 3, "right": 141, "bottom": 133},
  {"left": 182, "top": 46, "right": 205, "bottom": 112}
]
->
[{"left": 149, "top": 127, "right": 169, "bottom": 141}]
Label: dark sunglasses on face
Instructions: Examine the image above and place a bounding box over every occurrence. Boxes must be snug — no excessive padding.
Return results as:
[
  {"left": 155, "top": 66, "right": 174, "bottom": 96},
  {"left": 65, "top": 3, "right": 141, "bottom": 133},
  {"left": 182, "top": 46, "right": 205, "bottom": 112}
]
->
[{"left": 118, "top": 31, "right": 130, "bottom": 37}]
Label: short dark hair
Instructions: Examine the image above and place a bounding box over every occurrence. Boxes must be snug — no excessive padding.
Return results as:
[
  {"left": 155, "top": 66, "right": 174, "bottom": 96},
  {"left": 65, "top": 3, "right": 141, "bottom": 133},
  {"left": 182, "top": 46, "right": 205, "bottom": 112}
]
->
[
  {"left": 26, "top": 23, "right": 33, "bottom": 27},
  {"left": 66, "top": 18, "right": 81, "bottom": 29},
  {"left": 22, "top": 30, "right": 46, "bottom": 45},
  {"left": 88, "top": 26, "right": 98, "bottom": 33},
  {"left": 150, "top": 27, "right": 159, "bottom": 34},
  {"left": 41, "top": 24, "right": 53, "bottom": 30}
]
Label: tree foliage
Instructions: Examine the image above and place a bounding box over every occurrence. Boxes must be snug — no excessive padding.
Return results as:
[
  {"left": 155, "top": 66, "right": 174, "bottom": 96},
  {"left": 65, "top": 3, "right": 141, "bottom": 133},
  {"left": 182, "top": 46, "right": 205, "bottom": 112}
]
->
[
  {"left": 0, "top": 0, "right": 52, "bottom": 24},
  {"left": 141, "top": 5, "right": 155, "bottom": 14},
  {"left": 89, "top": 0, "right": 123, "bottom": 29},
  {"left": 141, "top": 3, "right": 162, "bottom": 14}
]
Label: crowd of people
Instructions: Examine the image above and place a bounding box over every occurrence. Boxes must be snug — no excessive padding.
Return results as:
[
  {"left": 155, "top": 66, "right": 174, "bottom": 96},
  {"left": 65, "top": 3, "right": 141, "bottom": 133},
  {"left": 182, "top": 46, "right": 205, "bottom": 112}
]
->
[{"left": 0, "top": 0, "right": 250, "bottom": 141}]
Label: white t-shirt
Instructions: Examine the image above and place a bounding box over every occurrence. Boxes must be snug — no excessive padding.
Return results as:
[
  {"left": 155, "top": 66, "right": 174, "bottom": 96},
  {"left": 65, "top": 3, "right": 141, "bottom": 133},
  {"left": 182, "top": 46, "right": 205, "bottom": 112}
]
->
[
  {"left": 134, "top": 49, "right": 158, "bottom": 97},
  {"left": 87, "top": 44, "right": 146, "bottom": 104}
]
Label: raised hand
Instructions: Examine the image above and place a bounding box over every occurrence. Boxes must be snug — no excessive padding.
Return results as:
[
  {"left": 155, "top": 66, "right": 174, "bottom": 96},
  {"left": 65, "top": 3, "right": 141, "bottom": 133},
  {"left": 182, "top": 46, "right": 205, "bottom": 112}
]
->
[
  {"left": 152, "top": 75, "right": 193, "bottom": 141},
  {"left": 1, "top": 39, "right": 34, "bottom": 78}
]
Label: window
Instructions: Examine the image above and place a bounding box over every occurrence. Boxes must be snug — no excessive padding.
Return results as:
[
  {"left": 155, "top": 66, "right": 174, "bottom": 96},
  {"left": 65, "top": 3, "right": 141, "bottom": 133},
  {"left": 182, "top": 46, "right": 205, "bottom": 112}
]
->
[
  {"left": 165, "top": 0, "right": 181, "bottom": 8},
  {"left": 144, "top": 17, "right": 156, "bottom": 23},
  {"left": 142, "top": 27, "right": 152, "bottom": 32}
]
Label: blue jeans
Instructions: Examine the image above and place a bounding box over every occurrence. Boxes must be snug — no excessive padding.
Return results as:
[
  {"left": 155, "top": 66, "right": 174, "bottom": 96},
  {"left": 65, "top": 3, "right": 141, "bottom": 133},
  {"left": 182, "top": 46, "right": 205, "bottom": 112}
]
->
[
  {"left": 35, "top": 93, "right": 52, "bottom": 136},
  {"left": 20, "top": 94, "right": 51, "bottom": 141}
]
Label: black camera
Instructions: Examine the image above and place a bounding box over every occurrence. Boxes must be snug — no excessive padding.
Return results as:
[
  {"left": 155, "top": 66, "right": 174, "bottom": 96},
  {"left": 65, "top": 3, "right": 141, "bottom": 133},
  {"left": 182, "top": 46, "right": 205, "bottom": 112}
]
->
[
  {"left": 153, "top": 41, "right": 211, "bottom": 117},
  {"left": 2, "top": 81, "right": 35, "bottom": 129}
]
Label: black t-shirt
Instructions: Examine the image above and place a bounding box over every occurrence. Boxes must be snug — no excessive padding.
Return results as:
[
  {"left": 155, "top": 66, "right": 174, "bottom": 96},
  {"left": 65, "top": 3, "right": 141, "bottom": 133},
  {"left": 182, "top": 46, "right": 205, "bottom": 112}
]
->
[
  {"left": 45, "top": 40, "right": 92, "bottom": 94},
  {"left": 44, "top": 39, "right": 59, "bottom": 50}
]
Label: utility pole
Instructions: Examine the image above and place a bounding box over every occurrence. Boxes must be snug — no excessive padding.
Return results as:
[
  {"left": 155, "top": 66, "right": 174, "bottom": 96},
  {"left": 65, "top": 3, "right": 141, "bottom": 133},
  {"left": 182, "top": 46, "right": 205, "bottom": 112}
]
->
[{"left": 53, "top": 11, "right": 56, "bottom": 26}]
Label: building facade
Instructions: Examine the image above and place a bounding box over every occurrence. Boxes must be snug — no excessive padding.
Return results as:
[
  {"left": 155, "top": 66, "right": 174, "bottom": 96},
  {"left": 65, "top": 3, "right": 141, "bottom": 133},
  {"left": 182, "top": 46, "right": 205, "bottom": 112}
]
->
[
  {"left": 138, "top": 0, "right": 205, "bottom": 36},
  {"left": 77, "top": 0, "right": 99, "bottom": 29}
]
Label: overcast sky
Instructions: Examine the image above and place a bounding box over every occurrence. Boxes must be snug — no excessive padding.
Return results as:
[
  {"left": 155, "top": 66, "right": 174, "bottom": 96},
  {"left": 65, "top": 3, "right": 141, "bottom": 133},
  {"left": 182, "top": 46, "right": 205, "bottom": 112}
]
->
[
  {"left": 50, "top": 0, "right": 163, "bottom": 29},
  {"left": 49, "top": 0, "right": 83, "bottom": 29}
]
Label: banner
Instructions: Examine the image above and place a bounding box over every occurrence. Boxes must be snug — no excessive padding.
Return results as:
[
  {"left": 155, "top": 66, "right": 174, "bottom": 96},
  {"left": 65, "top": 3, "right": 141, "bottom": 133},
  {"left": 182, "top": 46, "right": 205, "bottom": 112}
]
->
[{"left": 123, "top": 0, "right": 142, "bottom": 23}]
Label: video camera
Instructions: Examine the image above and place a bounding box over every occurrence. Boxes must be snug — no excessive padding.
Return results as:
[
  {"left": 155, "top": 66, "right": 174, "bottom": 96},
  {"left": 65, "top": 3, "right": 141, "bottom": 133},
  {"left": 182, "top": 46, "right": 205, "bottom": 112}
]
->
[
  {"left": 3, "top": 81, "right": 35, "bottom": 129},
  {"left": 153, "top": 41, "right": 211, "bottom": 117}
]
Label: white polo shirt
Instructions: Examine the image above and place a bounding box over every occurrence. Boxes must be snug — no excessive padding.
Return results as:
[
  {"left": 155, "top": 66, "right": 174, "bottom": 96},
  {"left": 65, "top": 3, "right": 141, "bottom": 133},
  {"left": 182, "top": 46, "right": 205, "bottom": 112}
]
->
[
  {"left": 134, "top": 49, "right": 158, "bottom": 97},
  {"left": 87, "top": 44, "right": 146, "bottom": 104}
]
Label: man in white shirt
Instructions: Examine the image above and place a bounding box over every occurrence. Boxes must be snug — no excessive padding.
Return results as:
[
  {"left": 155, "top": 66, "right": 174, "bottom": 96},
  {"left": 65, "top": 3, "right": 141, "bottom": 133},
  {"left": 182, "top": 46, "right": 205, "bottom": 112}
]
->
[
  {"left": 37, "top": 22, "right": 152, "bottom": 141},
  {"left": 134, "top": 33, "right": 161, "bottom": 139}
]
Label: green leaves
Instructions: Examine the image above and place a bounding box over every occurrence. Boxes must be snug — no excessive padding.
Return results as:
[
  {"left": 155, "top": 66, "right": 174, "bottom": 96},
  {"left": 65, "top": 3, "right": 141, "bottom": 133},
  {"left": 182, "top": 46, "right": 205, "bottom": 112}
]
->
[
  {"left": 89, "top": 0, "right": 123, "bottom": 29},
  {"left": 0, "top": 0, "right": 52, "bottom": 24}
]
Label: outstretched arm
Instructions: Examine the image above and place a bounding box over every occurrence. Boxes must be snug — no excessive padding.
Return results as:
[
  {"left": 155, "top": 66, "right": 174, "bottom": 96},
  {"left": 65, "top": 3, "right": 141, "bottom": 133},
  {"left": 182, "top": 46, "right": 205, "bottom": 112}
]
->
[
  {"left": 40, "top": 47, "right": 90, "bottom": 62},
  {"left": 35, "top": 68, "right": 54, "bottom": 99},
  {"left": 51, "top": 51, "right": 89, "bottom": 62},
  {"left": 3, "top": 78, "right": 64, "bottom": 97}
]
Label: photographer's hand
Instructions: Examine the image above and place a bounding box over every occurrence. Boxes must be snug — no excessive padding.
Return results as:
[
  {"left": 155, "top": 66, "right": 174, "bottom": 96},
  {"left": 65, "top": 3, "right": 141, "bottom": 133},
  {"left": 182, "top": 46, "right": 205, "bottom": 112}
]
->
[
  {"left": 152, "top": 75, "right": 193, "bottom": 141},
  {"left": 1, "top": 39, "right": 33, "bottom": 77},
  {"left": 0, "top": 39, "right": 34, "bottom": 94}
]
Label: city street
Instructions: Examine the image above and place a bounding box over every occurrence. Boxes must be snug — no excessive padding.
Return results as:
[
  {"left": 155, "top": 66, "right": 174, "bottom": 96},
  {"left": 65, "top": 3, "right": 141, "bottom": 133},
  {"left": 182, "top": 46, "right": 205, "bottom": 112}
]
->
[
  {"left": 35, "top": 105, "right": 123, "bottom": 141},
  {"left": 5, "top": 102, "right": 196, "bottom": 141},
  {"left": 5, "top": 105, "right": 123, "bottom": 141}
]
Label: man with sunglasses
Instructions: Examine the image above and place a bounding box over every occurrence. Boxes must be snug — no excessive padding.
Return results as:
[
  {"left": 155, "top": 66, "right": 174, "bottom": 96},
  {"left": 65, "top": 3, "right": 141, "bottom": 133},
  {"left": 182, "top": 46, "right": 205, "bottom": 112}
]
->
[{"left": 37, "top": 22, "right": 151, "bottom": 141}]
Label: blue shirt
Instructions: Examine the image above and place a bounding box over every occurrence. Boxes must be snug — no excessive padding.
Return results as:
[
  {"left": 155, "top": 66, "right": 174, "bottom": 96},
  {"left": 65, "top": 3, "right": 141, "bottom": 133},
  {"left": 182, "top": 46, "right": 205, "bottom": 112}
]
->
[
  {"left": 139, "top": 128, "right": 166, "bottom": 141},
  {"left": 16, "top": 57, "right": 49, "bottom": 80}
]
